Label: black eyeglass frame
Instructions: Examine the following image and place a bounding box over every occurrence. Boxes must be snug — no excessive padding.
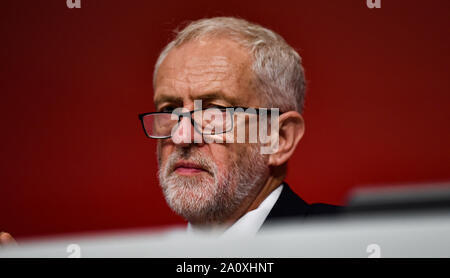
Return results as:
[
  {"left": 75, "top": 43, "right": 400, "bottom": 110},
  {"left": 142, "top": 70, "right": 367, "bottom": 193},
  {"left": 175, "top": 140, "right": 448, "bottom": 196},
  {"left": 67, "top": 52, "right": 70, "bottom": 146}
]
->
[{"left": 138, "top": 106, "right": 279, "bottom": 139}]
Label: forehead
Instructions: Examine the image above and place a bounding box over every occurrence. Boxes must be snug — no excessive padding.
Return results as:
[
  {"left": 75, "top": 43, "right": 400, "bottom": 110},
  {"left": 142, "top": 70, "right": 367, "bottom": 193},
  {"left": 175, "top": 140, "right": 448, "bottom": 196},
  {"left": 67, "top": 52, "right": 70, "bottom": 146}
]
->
[{"left": 154, "top": 37, "right": 259, "bottom": 107}]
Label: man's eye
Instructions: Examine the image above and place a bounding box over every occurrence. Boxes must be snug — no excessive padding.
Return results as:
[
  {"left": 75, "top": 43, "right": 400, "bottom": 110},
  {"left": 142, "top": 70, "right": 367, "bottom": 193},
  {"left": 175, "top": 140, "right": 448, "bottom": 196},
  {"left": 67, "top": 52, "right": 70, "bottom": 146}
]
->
[
  {"left": 160, "top": 106, "right": 176, "bottom": 112},
  {"left": 206, "top": 104, "right": 227, "bottom": 109}
]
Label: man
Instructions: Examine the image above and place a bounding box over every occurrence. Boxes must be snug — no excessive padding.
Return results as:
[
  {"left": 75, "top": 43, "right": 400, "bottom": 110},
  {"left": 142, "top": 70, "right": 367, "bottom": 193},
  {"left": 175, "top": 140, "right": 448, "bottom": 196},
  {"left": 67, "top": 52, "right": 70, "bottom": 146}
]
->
[
  {"left": 0, "top": 17, "right": 340, "bottom": 244},
  {"left": 140, "top": 17, "right": 340, "bottom": 236}
]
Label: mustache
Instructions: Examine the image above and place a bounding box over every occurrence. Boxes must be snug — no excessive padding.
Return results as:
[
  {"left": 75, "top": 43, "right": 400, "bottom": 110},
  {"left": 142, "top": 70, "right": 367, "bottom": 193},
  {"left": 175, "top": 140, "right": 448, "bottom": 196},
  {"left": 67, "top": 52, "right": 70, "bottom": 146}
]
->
[{"left": 164, "top": 147, "right": 216, "bottom": 177}]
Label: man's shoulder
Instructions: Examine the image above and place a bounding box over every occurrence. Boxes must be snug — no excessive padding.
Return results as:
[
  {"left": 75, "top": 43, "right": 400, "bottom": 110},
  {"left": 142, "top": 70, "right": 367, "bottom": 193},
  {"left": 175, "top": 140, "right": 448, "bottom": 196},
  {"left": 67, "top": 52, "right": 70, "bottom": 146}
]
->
[{"left": 263, "top": 183, "right": 342, "bottom": 225}]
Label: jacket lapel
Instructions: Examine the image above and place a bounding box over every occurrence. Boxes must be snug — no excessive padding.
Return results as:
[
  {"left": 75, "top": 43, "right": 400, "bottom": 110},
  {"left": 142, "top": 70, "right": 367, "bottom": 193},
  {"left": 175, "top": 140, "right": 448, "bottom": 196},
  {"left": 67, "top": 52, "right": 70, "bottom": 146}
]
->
[{"left": 263, "top": 183, "right": 310, "bottom": 224}]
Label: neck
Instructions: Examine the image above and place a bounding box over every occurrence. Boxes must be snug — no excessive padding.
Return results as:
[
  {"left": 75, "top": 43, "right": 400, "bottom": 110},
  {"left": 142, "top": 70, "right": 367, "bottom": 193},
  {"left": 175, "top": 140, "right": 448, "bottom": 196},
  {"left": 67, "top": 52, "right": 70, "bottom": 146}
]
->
[{"left": 245, "top": 172, "right": 284, "bottom": 213}]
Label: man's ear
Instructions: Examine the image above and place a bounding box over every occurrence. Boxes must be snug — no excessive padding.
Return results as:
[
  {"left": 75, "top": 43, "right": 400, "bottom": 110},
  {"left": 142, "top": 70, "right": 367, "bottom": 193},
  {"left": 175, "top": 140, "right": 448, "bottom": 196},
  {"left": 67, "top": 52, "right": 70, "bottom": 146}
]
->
[{"left": 268, "top": 111, "right": 305, "bottom": 166}]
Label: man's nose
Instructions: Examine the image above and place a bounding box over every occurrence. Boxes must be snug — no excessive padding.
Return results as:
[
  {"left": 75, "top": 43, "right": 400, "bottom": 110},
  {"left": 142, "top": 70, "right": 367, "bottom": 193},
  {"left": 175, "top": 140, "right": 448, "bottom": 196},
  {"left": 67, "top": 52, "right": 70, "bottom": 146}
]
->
[{"left": 171, "top": 116, "right": 203, "bottom": 146}]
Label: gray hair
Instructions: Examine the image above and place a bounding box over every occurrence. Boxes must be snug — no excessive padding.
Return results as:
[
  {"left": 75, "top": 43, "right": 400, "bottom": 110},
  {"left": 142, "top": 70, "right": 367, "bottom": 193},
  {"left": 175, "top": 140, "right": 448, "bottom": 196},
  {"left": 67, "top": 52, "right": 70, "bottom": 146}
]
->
[{"left": 153, "top": 17, "right": 306, "bottom": 114}]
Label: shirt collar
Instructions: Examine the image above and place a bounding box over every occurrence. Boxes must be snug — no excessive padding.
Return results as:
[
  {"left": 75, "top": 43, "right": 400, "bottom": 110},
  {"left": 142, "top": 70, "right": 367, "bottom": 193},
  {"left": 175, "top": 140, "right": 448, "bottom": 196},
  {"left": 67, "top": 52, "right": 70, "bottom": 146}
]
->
[{"left": 187, "top": 184, "right": 284, "bottom": 237}]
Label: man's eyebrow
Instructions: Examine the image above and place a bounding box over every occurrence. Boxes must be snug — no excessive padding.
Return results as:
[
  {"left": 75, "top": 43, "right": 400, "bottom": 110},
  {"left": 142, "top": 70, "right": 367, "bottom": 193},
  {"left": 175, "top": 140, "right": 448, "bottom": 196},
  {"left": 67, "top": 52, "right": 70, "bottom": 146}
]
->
[
  {"left": 154, "top": 91, "right": 239, "bottom": 108},
  {"left": 153, "top": 95, "right": 182, "bottom": 108},
  {"left": 191, "top": 92, "right": 239, "bottom": 105}
]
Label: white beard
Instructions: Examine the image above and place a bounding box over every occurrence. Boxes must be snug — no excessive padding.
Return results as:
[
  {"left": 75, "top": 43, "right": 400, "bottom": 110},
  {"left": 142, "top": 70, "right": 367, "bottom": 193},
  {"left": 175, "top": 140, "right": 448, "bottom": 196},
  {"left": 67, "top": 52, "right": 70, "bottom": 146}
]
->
[{"left": 157, "top": 144, "right": 268, "bottom": 224}]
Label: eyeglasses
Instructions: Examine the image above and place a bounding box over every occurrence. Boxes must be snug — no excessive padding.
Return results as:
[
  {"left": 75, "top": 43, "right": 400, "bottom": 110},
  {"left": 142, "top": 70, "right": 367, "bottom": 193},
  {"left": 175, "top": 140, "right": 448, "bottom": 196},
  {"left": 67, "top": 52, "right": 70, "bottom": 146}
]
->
[{"left": 138, "top": 107, "right": 276, "bottom": 139}]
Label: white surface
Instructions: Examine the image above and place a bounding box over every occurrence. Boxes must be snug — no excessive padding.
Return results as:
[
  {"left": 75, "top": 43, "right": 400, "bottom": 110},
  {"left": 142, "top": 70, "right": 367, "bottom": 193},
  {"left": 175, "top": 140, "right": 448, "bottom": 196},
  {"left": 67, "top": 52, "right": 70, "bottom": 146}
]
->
[{"left": 1, "top": 211, "right": 450, "bottom": 258}]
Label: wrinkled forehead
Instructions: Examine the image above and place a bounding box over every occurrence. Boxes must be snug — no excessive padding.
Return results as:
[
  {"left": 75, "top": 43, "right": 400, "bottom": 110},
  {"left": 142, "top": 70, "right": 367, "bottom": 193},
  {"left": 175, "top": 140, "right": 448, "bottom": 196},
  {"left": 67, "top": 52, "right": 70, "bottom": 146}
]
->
[{"left": 154, "top": 38, "right": 260, "bottom": 108}]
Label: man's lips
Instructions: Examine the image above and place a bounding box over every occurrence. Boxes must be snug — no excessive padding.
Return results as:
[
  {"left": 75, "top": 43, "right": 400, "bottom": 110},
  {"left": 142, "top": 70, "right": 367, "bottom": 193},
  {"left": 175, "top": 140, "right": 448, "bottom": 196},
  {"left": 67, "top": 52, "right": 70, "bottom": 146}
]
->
[{"left": 173, "top": 161, "right": 209, "bottom": 175}]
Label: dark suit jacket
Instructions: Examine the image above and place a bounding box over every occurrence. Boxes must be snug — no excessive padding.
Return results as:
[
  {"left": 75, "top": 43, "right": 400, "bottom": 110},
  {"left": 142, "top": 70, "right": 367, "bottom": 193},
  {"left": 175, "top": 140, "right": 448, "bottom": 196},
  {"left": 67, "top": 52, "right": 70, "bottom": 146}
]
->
[{"left": 261, "top": 183, "right": 341, "bottom": 229}]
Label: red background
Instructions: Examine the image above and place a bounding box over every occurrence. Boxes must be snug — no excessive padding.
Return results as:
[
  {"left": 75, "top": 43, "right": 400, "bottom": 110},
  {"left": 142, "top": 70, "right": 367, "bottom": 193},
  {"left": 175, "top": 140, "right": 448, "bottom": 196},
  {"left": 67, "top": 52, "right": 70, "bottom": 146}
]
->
[{"left": 1, "top": 0, "right": 449, "bottom": 239}]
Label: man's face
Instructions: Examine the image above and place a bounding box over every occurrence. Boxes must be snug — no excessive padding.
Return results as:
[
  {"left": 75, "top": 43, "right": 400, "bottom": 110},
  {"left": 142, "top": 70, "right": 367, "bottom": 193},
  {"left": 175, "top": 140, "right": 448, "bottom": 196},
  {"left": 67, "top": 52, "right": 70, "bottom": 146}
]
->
[{"left": 154, "top": 37, "right": 269, "bottom": 225}]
